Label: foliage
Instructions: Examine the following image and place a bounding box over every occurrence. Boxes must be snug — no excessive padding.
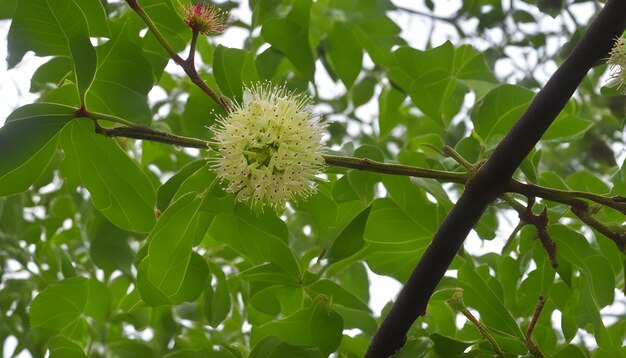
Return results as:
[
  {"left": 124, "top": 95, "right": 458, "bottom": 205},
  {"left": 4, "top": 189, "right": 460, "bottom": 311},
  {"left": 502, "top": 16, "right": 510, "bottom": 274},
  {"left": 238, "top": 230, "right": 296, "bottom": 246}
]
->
[{"left": 0, "top": 0, "right": 625, "bottom": 357}]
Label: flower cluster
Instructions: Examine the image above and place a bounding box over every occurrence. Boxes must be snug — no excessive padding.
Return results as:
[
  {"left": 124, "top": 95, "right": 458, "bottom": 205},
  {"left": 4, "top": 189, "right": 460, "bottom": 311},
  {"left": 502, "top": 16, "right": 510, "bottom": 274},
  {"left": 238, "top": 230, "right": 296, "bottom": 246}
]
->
[
  {"left": 607, "top": 37, "right": 626, "bottom": 93},
  {"left": 211, "top": 83, "right": 325, "bottom": 209},
  {"left": 180, "top": 2, "right": 228, "bottom": 36}
]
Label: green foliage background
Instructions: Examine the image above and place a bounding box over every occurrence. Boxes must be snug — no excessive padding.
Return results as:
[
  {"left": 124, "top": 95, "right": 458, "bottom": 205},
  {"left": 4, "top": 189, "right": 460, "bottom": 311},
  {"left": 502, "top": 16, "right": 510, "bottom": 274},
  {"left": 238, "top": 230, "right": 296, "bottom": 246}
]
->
[{"left": 0, "top": 0, "right": 625, "bottom": 357}]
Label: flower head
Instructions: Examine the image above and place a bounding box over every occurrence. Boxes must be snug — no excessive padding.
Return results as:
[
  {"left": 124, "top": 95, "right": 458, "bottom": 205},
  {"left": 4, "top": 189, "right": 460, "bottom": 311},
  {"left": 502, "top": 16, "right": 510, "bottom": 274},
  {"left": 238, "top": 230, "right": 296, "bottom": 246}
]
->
[
  {"left": 607, "top": 37, "right": 626, "bottom": 93},
  {"left": 180, "top": 2, "right": 228, "bottom": 36},
  {"left": 211, "top": 83, "right": 325, "bottom": 210}
]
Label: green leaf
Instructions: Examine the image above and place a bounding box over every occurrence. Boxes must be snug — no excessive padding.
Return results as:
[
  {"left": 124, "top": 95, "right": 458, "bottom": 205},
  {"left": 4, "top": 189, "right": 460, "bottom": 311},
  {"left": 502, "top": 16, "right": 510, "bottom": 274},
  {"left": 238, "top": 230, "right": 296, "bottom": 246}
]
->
[
  {"left": 388, "top": 43, "right": 457, "bottom": 125},
  {"left": 156, "top": 160, "right": 208, "bottom": 213},
  {"left": 566, "top": 171, "right": 610, "bottom": 194},
  {"left": 133, "top": 0, "right": 188, "bottom": 79},
  {"left": 75, "top": 0, "right": 110, "bottom": 38},
  {"left": 325, "top": 206, "right": 371, "bottom": 263},
  {"left": 365, "top": 198, "right": 433, "bottom": 244},
  {"left": 251, "top": 300, "right": 343, "bottom": 356},
  {"left": 30, "top": 277, "right": 111, "bottom": 334},
  {"left": 109, "top": 339, "right": 156, "bottom": 358},
  {"left": 294, "top": 186, "right": 367, "bottom": 255},
  {"left": 250, "top": 336, "right": 324, "bottom": 358},
  {"left": 351, "top": 76, "right": 377, "bottom": 108},
  {"left": 551, "top": 345, "right": 586, "bottom": 358},
  {"left": 49, "top": 336, "right": 87, "bottom": 358},
  {"left": 137, "top": 192, "right": 210, "bottom": 305},
  {"left": 0, "top": 0, "right": 17, "bottom": 19},
  {"left": 89, "top": 213, "right": 135, "bottom": 276},
  {"left": 363, "top": 177, "right": 440, "bottom": 283},
  {"left": 208, "top": 210, "right": 301, "bottom": 281},
  {"left": 262, "top": 1, "right": 315, "bottom": 79},
  {"left": 0, "top": 103, "right": 74, "bottom": 197},
  {"left": 204, "top": 262, "right": 232, "bottom": 327},
  {"left": 241, "top": 262, "right": 300, "bottom": 286},
  {"left": 60, "top": 120, "right": 156, "bottom": 232},
  {"left": 388, "top": 42, "right": 496, "bottom": 125},
  {"left": 30, "top": 57, "right": 73, "bottom": 93},
  {"left": 458, "top": 261, "right": 525, "bottom": 339},
  {"left": 351, "top": 16, "right": 403, "bottom": 65},
  {"left": 430, "top": 333, "right": 473, "bottom": 357},
  {"left": 250, "top": 284, "right": 304, "bottom": 317},
  {"left": 392, "top": 337, "right": 433, "bottom": 357},
  {"left": 326, "top": 21, "right": 362, "bottom": 88},
  {"left": 213, "top": 45, "right": 259, "bottom": 101},
  {"left": 549, "top": 225, "right": 615, "bottom": 308},
  {"left": 378, "top": 85, "right": 406, "bottom": 138},
  {"left": 472, "top": 84, "right": 591, "bottom": 145},
  {"left": 8, "top": 0, "right": 97, "bottom": 103},
  {"left": 180, "top": 84, "right": 224, "bottom": 139},
  {"left": 308, "top": 280, "right": 369, "bottom": 312},
  {"left": 86, "top": 19, "right": 153, "bottom": 124}
]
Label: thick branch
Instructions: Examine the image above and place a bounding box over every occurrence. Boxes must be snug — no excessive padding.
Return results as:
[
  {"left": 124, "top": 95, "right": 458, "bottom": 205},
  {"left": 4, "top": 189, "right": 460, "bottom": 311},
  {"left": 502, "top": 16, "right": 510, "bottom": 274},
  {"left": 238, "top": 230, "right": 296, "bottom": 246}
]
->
[{"left": 365, "top": 2, "right": 626, "bottom": 357}]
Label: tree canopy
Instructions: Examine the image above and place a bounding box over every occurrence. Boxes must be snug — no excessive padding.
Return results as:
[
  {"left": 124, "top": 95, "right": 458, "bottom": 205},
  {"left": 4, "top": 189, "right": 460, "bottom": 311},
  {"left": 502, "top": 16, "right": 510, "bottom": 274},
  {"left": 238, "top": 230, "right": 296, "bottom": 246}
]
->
[{"left": 0, "top": 0, "right": 625, "bottom": 357}]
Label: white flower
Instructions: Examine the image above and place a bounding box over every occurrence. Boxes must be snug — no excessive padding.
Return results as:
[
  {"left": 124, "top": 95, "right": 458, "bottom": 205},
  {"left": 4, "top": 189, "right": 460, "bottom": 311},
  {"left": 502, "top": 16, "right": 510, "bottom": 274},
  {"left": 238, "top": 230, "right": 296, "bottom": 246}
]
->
[
  {"left": 211, "top": 83, "right": 325, "bottom": 209},
  {"left": 607, "top": 37, "right": 626, "bottom": 93}
]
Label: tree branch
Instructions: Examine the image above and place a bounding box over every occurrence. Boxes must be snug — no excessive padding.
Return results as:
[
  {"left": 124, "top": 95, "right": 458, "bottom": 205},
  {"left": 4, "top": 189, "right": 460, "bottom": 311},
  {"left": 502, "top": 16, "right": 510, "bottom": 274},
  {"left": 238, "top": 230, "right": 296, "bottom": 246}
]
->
[
  {"left": 89, "top": 121, "right": 626, "bottom": 251},
  {"left": 365, "top": 1, "right": 626, "bottom": 356}
]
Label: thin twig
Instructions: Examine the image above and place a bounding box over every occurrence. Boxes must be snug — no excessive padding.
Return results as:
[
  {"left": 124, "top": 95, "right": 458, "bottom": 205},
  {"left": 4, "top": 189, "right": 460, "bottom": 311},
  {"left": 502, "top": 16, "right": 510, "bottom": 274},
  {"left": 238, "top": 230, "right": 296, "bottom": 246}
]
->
[
  {"left": 508, "top": 180, "right": 626, "bottom": 215},
  {"left": 323, "top": 154, "right": 468, "bottom": 183},
  {"left": 525, "top": 295, "right": 546, "bottom": 358}
]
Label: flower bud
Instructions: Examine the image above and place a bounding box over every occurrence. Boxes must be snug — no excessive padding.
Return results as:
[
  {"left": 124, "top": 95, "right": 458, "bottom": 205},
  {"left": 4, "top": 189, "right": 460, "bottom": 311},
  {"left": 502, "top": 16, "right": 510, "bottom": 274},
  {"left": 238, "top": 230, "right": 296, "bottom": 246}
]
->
[
  {"left": 211, "top": 83, "right": 325, "bottom": 210},
  {"left": 181, "top": 2, "right": 228, "bottom": 36}
]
